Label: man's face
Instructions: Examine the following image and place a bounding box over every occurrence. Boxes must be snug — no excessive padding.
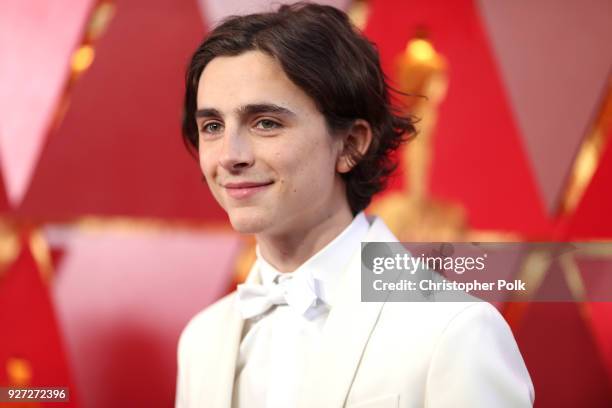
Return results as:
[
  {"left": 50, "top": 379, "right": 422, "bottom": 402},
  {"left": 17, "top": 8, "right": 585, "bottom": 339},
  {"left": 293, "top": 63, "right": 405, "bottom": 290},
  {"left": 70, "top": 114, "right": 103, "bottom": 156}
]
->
[{"left": 196, "top": 50, "right": 347, "bottom": 235}]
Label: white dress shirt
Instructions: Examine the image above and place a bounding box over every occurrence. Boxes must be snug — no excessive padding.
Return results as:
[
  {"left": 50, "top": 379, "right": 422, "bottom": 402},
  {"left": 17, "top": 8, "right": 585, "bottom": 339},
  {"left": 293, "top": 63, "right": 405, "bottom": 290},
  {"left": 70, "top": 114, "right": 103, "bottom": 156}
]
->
[{"left": 232, "top": 212, "right": 370, "bottom": 408}]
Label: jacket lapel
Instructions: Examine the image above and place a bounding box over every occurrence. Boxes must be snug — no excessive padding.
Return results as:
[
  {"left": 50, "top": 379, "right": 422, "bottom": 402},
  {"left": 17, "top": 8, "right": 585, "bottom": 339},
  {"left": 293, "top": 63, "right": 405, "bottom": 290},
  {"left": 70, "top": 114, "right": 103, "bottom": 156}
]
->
[
  {"left": 207, "top": 299, "right": 243, "bottom": 408},
  {"left": 200, "top": 263, "right": 261, "bottom": 408},
  {"left": 298, "top": 216, "right": 399, "bottom": 408}
]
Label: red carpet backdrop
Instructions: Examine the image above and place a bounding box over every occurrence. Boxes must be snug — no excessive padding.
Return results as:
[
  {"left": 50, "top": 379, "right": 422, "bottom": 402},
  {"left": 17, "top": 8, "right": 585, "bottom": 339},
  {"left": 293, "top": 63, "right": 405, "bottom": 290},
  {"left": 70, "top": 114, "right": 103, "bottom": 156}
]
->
[{"left": 0, "top": 0, "right": 610, "bottom": 406}]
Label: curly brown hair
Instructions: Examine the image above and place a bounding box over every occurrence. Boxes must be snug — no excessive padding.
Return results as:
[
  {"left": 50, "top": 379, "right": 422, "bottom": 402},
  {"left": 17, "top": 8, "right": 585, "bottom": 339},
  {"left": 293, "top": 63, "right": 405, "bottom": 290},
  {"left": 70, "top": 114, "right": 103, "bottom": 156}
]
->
[{"left": 182, "top": 2, "right": 416, "bottom": 214}]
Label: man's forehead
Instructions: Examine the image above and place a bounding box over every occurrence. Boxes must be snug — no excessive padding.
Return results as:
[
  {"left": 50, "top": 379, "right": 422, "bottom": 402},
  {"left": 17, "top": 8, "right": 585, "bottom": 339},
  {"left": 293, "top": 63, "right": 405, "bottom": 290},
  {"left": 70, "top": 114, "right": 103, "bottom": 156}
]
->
[
  {"left": 198, "top": 51, "right": 285, "bottom": 90},
  {"left": 196, "top": 51, "right": 314, "bottom": 114}
]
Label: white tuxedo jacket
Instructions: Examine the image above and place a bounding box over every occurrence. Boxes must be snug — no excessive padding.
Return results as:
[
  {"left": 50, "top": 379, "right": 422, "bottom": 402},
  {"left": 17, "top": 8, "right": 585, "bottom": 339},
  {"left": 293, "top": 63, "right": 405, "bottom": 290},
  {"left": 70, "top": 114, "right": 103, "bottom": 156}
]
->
[{"left": 176, "top": 216, "right": 534, "bottom": 407}]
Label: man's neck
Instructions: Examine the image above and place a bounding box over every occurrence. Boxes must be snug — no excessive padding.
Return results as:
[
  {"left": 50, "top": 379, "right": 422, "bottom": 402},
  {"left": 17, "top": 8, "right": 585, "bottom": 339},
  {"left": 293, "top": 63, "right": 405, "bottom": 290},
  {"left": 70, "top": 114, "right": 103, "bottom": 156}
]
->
[{"left": 255, "top": 207, "right": 355, "bottom": 272}]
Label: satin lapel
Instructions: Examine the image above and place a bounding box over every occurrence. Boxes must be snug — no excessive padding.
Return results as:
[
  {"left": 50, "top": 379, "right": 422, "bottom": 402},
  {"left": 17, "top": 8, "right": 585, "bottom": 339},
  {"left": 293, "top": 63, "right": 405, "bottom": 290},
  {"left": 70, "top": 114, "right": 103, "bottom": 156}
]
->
[
  {"left": 207, "top": 298, "right": 243, "bottom": 408},
  {"left": 202, "top": 262, "right": 261, "bottom": 408},
  {"left": 298, "top": 217, "right": 399, "bottom": 408}
]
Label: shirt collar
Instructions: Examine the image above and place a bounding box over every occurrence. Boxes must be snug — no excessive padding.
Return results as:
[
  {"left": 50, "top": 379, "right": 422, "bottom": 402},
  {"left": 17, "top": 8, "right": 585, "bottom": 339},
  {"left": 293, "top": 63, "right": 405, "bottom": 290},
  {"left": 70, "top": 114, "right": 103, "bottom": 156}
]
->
[{"left": 255, "top": 211, "right": 370, "bottom": 308}]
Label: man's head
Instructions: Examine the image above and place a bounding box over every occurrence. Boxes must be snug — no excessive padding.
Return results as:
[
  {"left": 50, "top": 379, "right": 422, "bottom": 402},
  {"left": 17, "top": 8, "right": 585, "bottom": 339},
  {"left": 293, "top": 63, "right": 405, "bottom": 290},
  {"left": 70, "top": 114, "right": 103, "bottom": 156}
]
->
[{"left": 183, "top": 2, "right": 415, "bottom": 235}]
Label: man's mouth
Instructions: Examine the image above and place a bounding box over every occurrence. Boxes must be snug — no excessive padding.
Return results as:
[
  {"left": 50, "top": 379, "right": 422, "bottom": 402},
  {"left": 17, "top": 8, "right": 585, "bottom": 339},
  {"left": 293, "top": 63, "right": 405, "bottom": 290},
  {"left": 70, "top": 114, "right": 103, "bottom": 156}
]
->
[{"left": 223, "top": 181, "right": 274, "bottom": 199}]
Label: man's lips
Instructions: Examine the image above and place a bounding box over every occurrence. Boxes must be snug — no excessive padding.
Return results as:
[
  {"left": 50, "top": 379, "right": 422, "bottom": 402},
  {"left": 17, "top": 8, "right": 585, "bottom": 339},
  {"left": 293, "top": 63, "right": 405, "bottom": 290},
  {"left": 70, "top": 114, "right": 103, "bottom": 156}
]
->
[
  {"left": 223, "top": 181, "right": 274, "bottom": 199},
  {"left": 224, "top": 181, "right": 274, "bottom": 189}
]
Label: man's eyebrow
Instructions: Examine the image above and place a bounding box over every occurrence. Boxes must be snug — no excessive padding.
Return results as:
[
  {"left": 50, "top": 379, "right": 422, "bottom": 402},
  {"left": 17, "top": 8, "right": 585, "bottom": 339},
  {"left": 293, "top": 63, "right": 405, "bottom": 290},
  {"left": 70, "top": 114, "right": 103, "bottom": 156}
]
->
[
  {"left": 195, "top": 104, "right": 296, "bottom": 119},
  {"left": 237, "top": 103, "right": 296, "bottom": 117},
  {"left": 195, "top": 108, "right": 221, "bottom": 118}
]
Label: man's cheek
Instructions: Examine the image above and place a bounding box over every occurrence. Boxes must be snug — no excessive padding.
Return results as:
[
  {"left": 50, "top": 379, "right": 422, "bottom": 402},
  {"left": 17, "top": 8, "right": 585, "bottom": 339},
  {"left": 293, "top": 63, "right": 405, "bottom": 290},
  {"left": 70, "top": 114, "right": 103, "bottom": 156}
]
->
[{"left": 210, "top": 186, "right": 227, "bottom": 210}]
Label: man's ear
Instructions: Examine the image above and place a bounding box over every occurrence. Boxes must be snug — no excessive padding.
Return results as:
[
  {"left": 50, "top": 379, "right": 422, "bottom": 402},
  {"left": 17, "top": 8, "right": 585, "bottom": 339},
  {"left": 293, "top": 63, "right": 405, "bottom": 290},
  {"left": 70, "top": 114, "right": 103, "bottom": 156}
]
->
[{"left": 336, "top": 119, "right": 373, "bottom": 174}]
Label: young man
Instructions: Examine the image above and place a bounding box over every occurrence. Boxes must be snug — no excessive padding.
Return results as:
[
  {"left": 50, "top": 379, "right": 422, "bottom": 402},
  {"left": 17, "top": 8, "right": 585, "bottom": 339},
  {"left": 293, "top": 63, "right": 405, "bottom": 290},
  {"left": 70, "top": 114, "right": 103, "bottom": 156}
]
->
[{"left": 176, "top": 3, "right": 534, "bottom": 407}]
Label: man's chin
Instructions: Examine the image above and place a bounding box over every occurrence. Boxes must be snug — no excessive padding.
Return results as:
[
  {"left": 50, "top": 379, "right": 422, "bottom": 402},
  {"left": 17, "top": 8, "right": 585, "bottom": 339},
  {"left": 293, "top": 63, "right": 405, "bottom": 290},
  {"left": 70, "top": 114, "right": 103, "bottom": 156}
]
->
[{"left": 227, "top": 211, "right": 270, "bottom": 234}]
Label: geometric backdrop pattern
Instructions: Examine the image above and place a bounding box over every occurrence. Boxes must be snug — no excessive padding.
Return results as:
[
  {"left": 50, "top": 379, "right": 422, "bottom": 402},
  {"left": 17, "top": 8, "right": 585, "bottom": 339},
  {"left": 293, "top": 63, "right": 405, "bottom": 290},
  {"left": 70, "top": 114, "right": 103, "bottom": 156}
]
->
[
  {"left": 0, "top": 0, "right": 94, "bottom": 207},
  {"left": 0, "top": 0, "right": 610, "bottom": 407},
  {"left": 479, "top": 0, "right": 612, "bottom": 215}
]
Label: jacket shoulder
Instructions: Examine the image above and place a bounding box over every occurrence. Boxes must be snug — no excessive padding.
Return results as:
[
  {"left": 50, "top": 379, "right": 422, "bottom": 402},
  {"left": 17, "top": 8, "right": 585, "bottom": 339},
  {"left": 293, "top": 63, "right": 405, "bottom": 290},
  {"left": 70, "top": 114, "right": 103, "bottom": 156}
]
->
[
  {"left": 424, "top": 301, "right": 535, "bottom": 406},
  {"left": 178, "top": 292, "right": 237, "bottom": 353}
]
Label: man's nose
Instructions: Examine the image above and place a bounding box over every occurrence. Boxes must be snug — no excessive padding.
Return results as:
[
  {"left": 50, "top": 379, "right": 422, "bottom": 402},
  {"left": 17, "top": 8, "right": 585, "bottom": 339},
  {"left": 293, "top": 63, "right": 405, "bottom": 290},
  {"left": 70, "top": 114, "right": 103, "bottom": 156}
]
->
[{"left": 218, "top": 129, "right": 254, "bottom": 171}]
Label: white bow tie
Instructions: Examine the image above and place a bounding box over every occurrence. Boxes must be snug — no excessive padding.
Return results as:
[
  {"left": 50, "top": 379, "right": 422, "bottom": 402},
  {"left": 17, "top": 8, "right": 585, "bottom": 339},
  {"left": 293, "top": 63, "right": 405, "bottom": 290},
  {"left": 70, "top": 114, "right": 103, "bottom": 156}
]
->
[{"left": 236, "top": 273, "right": 322, "bottom": 319}]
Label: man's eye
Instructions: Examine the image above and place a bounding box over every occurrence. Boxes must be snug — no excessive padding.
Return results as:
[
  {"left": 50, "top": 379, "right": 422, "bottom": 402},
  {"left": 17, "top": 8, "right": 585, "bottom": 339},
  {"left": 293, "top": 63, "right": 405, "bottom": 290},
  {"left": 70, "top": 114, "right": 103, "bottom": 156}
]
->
[
  {"left": 201, "top": 122, "right": 224, "bottom": 134},
  {"left": 255, "top": 119, "right": 281, "bottom": 130}
]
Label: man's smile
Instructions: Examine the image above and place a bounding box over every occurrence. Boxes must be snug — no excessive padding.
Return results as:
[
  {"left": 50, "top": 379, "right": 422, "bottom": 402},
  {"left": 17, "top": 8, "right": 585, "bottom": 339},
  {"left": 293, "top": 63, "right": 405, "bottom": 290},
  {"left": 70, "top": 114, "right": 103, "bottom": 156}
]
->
[{"left": 223, "top": 181, "right": 274, "bottom": 199}]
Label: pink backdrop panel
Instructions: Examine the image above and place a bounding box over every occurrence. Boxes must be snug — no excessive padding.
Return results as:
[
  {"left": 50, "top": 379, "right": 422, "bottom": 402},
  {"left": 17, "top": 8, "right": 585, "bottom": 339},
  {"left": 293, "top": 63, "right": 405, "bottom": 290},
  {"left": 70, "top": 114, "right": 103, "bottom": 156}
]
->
[
  {"left": 47, "top": 226, "right": 241, "bottom": 407},
  {"left": 18, "top": 0, "right": 225, "bottom": 220},
  {"left": 478, "top": 0, "right": 612, "bottom": 215},
  {"left": 0, "top": 0, "right": 94, "bottom": 208}
]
